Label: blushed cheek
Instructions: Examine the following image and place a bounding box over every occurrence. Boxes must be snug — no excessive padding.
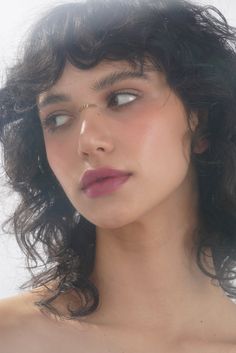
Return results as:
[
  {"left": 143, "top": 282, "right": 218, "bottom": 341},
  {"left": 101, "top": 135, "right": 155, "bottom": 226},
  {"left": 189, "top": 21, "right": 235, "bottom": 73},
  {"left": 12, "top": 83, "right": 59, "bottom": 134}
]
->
[
  {"left": 136, "top": 110, "right": 192, "bottom": 182},
  {"left": 45, "top": 143, "right": 70, "bottom": 183}
]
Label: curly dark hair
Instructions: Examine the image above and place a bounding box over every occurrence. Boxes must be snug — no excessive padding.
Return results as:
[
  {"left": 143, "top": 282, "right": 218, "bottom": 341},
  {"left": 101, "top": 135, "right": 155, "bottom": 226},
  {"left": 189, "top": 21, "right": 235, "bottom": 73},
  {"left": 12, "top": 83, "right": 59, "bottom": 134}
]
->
[{"left": 1, "top": 0, "right": 236, "bottom": 320}]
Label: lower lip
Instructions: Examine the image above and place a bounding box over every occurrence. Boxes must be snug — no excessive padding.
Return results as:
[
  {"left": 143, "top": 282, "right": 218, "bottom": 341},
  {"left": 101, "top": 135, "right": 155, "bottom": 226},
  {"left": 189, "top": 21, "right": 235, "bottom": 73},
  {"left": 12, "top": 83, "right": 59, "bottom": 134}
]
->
[{"left": 82, "top": 175, "right": 131, "bottom": 198}]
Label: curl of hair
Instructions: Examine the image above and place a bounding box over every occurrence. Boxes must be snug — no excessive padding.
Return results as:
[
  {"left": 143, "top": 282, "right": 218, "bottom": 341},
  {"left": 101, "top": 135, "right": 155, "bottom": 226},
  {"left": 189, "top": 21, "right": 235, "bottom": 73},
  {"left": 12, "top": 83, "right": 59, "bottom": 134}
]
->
[{"left": 1, "top": 0, "right": 236, "bottom": 319}]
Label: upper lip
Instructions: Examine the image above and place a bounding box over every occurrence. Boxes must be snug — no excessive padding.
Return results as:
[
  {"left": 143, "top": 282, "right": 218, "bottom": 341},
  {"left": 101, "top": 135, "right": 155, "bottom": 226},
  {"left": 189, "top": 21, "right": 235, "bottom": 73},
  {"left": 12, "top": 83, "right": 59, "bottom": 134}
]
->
[{"left": 80, "top": 167, "right": 132, "bottom": 190}]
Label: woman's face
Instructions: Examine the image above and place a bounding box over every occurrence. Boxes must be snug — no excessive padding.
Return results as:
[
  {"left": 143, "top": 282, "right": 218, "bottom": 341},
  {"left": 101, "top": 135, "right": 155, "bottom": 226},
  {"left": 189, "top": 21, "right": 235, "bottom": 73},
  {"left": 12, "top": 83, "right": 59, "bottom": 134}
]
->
[{"left": 37, "top": 60, "right": 198, "bottom": 228}]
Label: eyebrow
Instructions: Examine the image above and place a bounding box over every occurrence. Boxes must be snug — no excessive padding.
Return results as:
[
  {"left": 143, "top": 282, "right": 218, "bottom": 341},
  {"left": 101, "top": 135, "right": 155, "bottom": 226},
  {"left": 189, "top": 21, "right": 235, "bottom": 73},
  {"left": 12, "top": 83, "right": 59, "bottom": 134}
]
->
[
  {"left": 38, "top": 69, "right": 149, "bottom": 110},
  {"left": 92, "top": 70, "right": 148, "bottom": 91},
  {"left": 38, "top": 94, "right": 70, "bottom": 110}
]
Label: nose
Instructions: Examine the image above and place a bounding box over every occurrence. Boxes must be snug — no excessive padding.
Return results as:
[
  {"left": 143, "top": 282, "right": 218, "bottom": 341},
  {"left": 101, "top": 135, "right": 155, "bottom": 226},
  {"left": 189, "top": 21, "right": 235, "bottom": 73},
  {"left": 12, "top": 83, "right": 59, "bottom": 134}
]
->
[{"left": 77, "top": 106, "right": 115, "bottom": 160}]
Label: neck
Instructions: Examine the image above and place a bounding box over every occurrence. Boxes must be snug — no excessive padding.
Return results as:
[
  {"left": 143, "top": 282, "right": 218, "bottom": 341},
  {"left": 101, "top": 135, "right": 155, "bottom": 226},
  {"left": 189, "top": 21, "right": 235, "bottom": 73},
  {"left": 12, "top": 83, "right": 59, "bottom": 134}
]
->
[{"left": 86, "top": 169, "right": 227, "bottom": 336}]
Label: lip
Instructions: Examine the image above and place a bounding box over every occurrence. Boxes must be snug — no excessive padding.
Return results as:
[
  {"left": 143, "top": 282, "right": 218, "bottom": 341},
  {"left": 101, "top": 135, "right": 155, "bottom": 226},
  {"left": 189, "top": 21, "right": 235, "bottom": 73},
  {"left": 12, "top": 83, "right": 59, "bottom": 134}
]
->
[
  {"left": 80, "top": 167, "right": 132, "bottom": 191},
  {"left": 82, "top": 174, "right": 131, "bottom": 198}
]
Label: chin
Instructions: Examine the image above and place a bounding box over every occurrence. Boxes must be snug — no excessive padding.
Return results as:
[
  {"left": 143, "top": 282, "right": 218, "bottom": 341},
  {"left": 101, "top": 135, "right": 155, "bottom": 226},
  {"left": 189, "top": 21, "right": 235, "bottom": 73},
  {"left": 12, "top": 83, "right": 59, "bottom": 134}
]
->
[
  {"left": 86, "top": 212, "right": 137, "bottom": 230},
  {"left": 92, "top": 218, "right": 132, "bottom": 230}
]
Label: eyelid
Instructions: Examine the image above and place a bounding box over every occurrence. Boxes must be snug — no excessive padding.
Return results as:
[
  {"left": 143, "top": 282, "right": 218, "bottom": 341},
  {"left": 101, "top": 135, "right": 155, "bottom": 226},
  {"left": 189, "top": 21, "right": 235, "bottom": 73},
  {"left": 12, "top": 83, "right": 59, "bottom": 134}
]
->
[
  {"left": 40, "top": 89, "right": 141, "bottom": 132},
  {"left": 108, "top": 88, "right": 141, "bottom": 97},
  {"left": 41, "top": 112, "right": 73, "bottom": 132},
  {"left": 107, "top": 89, "right": 141, "bottom": 105}
]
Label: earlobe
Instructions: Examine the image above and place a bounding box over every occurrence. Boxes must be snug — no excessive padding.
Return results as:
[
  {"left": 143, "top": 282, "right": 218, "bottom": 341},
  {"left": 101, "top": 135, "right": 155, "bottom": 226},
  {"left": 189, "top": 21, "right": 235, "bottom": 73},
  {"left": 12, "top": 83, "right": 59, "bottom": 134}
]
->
[{"left": 193, "top": 138, "right": 209, "bottom": 154}]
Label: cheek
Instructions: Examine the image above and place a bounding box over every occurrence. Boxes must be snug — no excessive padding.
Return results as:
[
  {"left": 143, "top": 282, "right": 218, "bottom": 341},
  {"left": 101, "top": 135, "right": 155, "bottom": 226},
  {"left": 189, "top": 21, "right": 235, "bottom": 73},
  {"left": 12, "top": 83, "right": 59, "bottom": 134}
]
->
[
  {"left": 126, "top": 99, "right": 192, "bottom": 189},
  {"left": 126, "top": 101, "right": 190, "bottom": 160},
  {"left": 44, "top": 138, "right": 76, "bottom": 188}
]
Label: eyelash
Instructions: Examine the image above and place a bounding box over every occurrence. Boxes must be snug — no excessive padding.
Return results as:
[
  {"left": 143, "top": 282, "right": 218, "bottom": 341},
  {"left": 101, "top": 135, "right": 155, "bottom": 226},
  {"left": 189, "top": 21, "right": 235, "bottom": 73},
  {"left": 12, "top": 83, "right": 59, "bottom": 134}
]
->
[
  {"left": 107, "top": 90, "right": 139, "bottom": 108},
  {"left": 41, "top": 90, "right": 139, "bottom": 133}
]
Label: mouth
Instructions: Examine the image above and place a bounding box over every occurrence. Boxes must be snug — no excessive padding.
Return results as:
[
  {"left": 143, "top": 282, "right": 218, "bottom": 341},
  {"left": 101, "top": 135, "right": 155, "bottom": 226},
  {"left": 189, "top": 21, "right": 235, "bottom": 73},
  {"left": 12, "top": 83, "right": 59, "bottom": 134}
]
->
[{"left": 82, "top": 174, "right": 132, "bottom": 198}]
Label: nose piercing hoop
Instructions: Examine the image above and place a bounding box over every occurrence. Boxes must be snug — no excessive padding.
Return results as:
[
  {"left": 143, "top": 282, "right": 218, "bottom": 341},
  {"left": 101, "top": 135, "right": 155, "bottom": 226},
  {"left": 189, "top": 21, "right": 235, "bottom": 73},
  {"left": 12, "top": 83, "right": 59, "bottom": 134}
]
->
[{"left": 79, "top": 103, "right": 97, "bottom": 113}]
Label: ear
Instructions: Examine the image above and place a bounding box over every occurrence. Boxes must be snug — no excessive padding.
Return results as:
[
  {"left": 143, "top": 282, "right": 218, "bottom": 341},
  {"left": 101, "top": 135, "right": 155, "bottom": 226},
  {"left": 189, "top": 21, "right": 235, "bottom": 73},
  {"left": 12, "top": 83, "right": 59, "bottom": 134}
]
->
[
  {"left": 193, "top": 138, "right": 209, "bottom": 154},
  {"left": 189, "top": 112, "right": 199, "bottom": 131},
  {"left": 189, "top": 112, "right": 209, "bottom": 154}
]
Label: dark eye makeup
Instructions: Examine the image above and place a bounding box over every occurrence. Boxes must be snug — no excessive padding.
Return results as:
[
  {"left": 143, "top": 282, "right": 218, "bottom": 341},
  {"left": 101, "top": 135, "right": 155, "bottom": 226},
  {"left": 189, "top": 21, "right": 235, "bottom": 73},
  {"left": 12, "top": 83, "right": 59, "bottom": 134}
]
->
[{"left": 40, "top": 90, "right": 140, "bottom": 133}]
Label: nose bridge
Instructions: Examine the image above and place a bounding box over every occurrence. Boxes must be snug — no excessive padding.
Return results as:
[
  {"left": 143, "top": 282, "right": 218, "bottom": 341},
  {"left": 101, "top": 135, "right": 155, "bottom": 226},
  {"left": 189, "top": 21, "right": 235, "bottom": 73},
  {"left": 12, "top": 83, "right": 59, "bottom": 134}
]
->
[
  {"left": 77, "top": 101, "right": 114, "bottom": 156},
  {"left": 79, "top": 103, "right": 98, "bottom": 114},
  {"left": 79, "top": 102, "right": 102, "bottom": 133}
]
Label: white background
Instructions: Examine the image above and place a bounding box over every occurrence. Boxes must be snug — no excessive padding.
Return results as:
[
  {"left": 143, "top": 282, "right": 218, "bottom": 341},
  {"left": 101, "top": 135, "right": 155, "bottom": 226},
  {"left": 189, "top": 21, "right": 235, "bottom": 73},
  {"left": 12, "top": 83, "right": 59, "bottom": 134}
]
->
[{"left": 0, "top": 0, "right": 236, "bottom": 299}]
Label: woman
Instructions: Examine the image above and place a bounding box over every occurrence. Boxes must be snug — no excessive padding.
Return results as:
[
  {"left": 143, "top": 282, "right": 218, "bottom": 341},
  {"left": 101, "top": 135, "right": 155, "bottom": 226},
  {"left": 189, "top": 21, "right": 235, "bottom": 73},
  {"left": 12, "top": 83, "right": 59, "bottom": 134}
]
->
[{"left": 0, "top": 0, "right": 236, "bottom": 351}]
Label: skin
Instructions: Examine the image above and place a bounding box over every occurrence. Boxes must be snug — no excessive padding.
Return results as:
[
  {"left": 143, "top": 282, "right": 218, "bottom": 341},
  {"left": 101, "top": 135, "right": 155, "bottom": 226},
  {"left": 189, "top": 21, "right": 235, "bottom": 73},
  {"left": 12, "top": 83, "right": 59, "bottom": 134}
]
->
[{"left": 1, "top": 60, "right": 236, "bottom": 352}]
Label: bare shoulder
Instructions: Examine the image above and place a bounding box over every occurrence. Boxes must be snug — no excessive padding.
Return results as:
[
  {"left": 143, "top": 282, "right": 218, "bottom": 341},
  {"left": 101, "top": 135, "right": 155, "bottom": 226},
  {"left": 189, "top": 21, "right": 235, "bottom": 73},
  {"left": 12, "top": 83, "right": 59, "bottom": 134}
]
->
[
  {"left": 0, "top": 283, "right": 66, "bottom": 329},
  {"left": 0, "top": 287, "right": 74, "bottom": 332},
  {"left": 0, "top": 291, "right": 40, "bottom": 328},
  {"left": 0, "top": 290, "right": 99, "bottom": 353},
  {"left": 0, "top": 290, "right": 50, "bottom": 342},
  {"left": 0, "top": 291, "right": 56, "bottom": 353}
]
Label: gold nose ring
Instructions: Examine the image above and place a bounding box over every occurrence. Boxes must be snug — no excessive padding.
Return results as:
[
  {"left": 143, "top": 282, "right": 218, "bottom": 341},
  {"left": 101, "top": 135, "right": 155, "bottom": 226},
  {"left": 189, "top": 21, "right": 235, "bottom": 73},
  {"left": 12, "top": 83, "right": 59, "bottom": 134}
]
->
[{"left": 79, "top": 103, "right": 97, "bottom": 113}]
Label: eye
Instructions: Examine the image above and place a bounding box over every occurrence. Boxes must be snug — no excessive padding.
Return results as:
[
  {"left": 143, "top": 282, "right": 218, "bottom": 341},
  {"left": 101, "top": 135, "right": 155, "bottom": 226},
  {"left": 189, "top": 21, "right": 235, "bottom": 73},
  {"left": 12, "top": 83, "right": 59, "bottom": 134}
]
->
[
  {"left": 108, "top": 91, "right": 138, "bottom": 108},
  {"left": 41, "top": 114, "right": 71, "bottom": 133}
]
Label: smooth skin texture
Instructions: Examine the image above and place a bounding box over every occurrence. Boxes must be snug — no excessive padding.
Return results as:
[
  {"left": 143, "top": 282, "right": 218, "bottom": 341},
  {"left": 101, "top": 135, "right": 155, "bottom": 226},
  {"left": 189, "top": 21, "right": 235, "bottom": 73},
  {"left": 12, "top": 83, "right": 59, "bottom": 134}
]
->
[{"left": 1, "top": 60, "right": 236, "bottom": 353}]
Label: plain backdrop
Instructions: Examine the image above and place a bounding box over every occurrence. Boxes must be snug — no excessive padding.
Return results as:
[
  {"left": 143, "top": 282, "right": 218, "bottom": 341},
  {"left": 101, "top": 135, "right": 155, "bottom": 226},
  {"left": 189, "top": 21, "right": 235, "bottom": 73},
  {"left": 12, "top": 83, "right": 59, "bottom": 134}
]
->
[{"left": 0, "top": 0, "right": 236, "bottom": 299}]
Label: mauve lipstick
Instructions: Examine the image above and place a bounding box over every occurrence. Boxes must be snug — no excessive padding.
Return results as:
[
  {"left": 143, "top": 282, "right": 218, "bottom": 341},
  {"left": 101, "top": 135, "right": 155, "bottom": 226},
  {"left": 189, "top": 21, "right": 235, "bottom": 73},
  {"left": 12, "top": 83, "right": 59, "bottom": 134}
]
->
[{"left": 80, "top": 168, "right": 132, "bottom": 198}]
